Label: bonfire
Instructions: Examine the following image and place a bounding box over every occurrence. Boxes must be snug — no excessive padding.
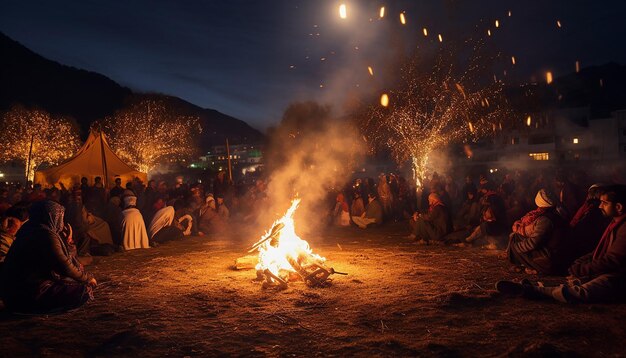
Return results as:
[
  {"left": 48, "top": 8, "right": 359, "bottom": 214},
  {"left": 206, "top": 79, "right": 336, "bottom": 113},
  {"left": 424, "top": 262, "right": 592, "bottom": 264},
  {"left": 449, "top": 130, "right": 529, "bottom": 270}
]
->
[{"left": 247, "top": 199, "right": 346, "bottom": 289}]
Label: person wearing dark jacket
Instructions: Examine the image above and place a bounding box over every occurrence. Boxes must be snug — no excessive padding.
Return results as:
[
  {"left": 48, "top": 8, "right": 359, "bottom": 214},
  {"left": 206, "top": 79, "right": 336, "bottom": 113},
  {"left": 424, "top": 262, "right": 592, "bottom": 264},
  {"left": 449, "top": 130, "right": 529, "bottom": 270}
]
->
[
  {"left": 410, "top": 193, "right": 453, "bottom": 244},
  {"left": 0, "top": 200, "right": 96, "bottom": 313},
  {"left": 506, "top": 189, "right": 568, "bottom": 275},
  {"left": 568, "top": 184, "right": 611, "bottom": 260},
  {"left": 497, "top": 185, "right": 626, "bottom": 303}
]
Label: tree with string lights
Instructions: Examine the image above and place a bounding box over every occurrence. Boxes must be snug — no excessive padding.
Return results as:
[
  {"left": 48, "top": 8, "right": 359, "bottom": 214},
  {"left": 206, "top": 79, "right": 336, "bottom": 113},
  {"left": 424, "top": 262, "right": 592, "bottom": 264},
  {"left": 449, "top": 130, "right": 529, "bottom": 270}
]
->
[
  {"left": 361, "top": 48, "right": 511, "bottom": 186},
  {"left": 0, "top": 105, "right": 81, "bottom": 182},
  {"left": 101, "top": 97, "right": 202, "bottom": 173}
]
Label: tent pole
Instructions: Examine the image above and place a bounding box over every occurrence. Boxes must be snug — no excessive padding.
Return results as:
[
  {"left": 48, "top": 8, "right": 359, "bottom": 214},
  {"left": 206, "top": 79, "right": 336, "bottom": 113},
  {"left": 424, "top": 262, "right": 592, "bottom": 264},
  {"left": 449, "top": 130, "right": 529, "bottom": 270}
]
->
[
  {"left": 226, "top": 138, "right": 233, "bottom": 182},
  {"left": 99, "top": 130, "right": 109, "bottom": 188}
]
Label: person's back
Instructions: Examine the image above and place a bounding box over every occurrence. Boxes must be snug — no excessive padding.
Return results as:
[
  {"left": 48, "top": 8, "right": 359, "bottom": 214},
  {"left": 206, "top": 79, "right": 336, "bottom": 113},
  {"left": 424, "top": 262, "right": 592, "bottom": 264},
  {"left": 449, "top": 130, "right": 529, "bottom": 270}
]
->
[
  {"left": 429, "top": 204, "right": 453, "bottom": 239},
  {"left": 365, "top": 198, "right": 383, "bottom": 224},
  {"left": 120, "top": 196, "right": 149, "bottom": 250}
]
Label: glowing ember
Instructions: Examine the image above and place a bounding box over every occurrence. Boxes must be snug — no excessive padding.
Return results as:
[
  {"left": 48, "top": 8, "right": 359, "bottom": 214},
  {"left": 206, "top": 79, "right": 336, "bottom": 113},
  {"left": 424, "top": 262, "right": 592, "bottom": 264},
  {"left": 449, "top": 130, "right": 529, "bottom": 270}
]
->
[
  {"left": 508, "top": 10, "right": 512, "bottom": 17},
  {"left": 526, "top": 115, "right": 532, "bottom": 127},
  {"left": 379, "top": 6, "right": 385, "bottom": 18},
  {"left": 487, "top": 29, "right": 491, "bottom": 36},
  {"left": 511, "top": 56, "right": 516, "bottom": 65},
  {"left": 423, "top": 28, "right": 428, "bottom": 36},
  {"left": 339, "top": 4, "right": 347, "bottom": 19},
  {"left": 400, "top": 12, "right": 406, "bottom": 25},
  {"left": 546, "top": 71, "right": 553, "bottom": 84},
  {"left": 438, "top": 34, "right": 443, "bottom": 42},
  {"left": 368, "top": 66, "right": 374, "bottom": 76},
  {"left": 495, "top": 19, "right": 500, "bottom": 28},
  {"left": 556, "top": 20, "right": 562, "bottom": 28},
  {"left": 575, "top": 60, "right": 580, "bottom": 73},
  {"left": 380, "top": 93, "right": 389, "bottom": 107}
]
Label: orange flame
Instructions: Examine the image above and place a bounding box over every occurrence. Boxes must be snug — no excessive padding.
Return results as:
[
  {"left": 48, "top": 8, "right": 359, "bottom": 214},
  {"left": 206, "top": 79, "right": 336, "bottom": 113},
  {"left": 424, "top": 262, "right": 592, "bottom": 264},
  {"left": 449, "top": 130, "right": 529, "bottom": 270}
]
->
[{"left": 253, "top": 199, "right": 325, "bottom": 277}]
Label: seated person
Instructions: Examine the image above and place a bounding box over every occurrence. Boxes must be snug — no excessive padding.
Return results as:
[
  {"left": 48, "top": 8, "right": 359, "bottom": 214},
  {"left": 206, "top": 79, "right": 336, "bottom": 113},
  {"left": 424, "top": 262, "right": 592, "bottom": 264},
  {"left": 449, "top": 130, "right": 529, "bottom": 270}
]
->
[
  {"left": 121, "top": 196, "right": 150, "bottom": 250},
  {"left": 65, "top": 189, "right": 115, "bottom": 256},
  {"left": 198, "top": 194, "right": 226, "bottom": 235},
  {"left": 453, "top": 187, "right": 481, "bottom": 231},
  {"left": 462, "top": 184, "right": 508, "bottom": 249},
  {"left": 409, "top": 193, "right": 453, "bottom": 245},
  {"left": 568, "top": 183, "right": 611, "bottom": 260},
  {"left": 506, "top": 189, "right": 568, "bottom": 275},
  {"left": 350, "top": 192, "right": 365, "bottom": 218},
  {"left": 0, "top": 204, "right": 30, "bottom": 264},
  {"left": 352, "top": 192, "right": 383, "bottom": 229},
  {"left": 331, "top": 193, "right": 351, "bottom": 227},
  {"left": 0, "top": 201, "right": 96, "bottom": 313},
  {"left": 148, "top": 205, "right": 184, "bottom": 244},
  {"left": 498, "top": 185, "right": 626, "bottom": 303}
]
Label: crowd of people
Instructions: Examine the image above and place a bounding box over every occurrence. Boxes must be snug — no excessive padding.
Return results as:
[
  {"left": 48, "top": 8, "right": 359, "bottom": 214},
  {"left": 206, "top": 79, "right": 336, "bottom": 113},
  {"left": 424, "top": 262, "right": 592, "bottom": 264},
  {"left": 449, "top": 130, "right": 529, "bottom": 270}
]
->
[
  {"left": 0, "top": 166, "right": 625, "bottom": 313},
  {"left": 327, "top": 168, "right": 626, "bottom": 304}
]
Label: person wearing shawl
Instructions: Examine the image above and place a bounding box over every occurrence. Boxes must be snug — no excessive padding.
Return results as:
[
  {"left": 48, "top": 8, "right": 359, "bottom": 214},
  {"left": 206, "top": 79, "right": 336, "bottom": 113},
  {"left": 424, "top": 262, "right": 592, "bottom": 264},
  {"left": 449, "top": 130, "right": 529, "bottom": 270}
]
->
[
  {"left": 410, "top": 193, "right": 453, "bottom": 245},
  {"left": 0, "top": 200, "right": 96, "bottom": 313},
  {"left": 198, "top": 194, "right": 226, "bottom": 235},
  {"left": 506, "top": 189, "right": 568, "bottom": 275},
  {"left": 497, "top": 185, "right": 626, "bottom": 303},
  {"left": 148, "top": 205, "right": 183, "bottom": 244},
  {"left": 120, "top": 196, "right": 150, "bottom": 250}
]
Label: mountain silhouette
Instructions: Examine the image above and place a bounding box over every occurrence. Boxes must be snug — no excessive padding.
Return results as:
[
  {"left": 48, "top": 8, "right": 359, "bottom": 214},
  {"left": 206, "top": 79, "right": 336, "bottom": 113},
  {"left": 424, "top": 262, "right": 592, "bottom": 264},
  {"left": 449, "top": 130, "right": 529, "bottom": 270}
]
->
[{"left": 0, "top": 32, "right": 264, "bottom": 150}]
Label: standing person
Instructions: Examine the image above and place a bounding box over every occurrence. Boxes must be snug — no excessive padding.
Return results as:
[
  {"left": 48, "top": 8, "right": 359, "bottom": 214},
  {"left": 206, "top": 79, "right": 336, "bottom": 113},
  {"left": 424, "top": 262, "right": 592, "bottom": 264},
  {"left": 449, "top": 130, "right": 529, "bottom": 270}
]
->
[
  {"left": 0, "top": 201, "right": 96, "bottom": 313},
  {"left": 120, "top": 196, "right": 150, "bottom": 250},
  {"left": 377, "top": 174, "right": 393, "bottom": 218},
  {"left": 109, "top": 177, "right": 124, "bottom": 199},
  {"left": 497, "top": 185, "right": 626, "bottom": 303}
]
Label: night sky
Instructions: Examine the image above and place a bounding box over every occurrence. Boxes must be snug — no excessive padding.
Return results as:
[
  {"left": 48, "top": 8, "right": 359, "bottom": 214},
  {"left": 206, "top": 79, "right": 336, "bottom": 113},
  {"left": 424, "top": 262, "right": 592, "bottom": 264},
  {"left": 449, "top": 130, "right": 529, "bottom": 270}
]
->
[{"left": 1, "top": 0, "right": 625, "bottom": 130}]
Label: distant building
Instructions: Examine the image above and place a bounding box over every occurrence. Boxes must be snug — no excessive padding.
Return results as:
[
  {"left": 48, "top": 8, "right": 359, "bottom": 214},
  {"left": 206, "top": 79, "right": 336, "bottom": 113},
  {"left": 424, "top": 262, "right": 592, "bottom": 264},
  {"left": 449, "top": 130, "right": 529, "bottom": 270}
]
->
[
  {"left": 463, "top": 107, "right": 626, "bottom": 171},
  {"left": 194, "top": 143, "right": 264, "bottom": 176}
]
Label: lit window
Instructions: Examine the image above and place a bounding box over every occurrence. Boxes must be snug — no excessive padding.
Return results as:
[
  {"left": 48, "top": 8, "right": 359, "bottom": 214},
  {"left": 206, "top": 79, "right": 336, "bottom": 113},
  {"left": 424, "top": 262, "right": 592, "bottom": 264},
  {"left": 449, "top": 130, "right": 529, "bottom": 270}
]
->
[
  {"left": 529, "top": 152, "right": 549, "bottom": 161},
  {"left": 573, "top": 138, "right": 579, "bottom": 144}
]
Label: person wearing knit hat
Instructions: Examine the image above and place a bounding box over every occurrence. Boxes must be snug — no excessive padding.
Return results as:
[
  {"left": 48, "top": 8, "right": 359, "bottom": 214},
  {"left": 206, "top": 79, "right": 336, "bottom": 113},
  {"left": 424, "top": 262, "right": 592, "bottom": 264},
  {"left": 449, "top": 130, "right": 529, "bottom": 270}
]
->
[
  {"left": 506, "top": 189, "right": 568, "bottom": 275},
  {"left": 535, "top": 188, "right": 555, "bottom": 208}
]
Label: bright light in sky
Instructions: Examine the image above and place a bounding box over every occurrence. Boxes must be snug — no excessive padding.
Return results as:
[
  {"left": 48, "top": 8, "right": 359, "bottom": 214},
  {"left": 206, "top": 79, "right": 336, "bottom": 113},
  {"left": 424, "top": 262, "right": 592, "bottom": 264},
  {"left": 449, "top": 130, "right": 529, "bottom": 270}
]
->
[
  {"left": 339, "top": 4, "right": 347, "bottom": 19},
  {"left": 380, "top": 93, "right": 389, "bottom": 107}
]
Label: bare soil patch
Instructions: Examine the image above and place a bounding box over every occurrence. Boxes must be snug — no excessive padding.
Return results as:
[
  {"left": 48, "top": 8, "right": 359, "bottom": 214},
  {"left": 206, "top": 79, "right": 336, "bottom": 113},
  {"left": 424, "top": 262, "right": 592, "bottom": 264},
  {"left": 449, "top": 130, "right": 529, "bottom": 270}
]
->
[{"left": 1, "top": 223, "right": 625, "bottom": 357}]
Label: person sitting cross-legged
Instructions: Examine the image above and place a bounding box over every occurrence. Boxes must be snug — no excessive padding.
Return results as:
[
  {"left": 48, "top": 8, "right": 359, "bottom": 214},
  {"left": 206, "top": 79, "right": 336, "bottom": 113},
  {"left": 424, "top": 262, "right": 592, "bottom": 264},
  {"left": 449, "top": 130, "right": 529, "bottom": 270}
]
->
[
  {"left": 0, "top": 201, "right": 96, "bottom": 313},
  {"left": 506, "top": 189, "right": 568, "bottom": 275},
  {"left": 497, "top": 184, "right": 626, "bottom": 303},
  {"left": 408, "top": 193, "right": 453, "bottom": 245},
  {"left": 352, "top": 192, "right": 383, "bottom": 229}
]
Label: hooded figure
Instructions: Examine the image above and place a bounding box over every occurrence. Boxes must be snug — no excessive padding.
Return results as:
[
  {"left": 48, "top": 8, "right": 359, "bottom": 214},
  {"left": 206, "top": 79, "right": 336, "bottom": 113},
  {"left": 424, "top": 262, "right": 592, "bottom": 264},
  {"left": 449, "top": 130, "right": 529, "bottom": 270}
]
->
[
  {"left": 506, "top": 189, "right": 568, "bottom": 274},
  {"left": 120, "top": 196, "right": 150, "bottom": 250},
  {"left": 0, "top": 201, "right": 95, "bottom": 313}
]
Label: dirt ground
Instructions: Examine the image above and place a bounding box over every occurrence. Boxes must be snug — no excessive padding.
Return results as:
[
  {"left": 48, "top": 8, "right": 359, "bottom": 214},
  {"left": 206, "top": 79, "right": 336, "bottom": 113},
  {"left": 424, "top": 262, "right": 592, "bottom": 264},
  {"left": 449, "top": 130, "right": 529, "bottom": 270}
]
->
[{"left": 1, "top": 222, "right": 626, "bottom": 357}]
